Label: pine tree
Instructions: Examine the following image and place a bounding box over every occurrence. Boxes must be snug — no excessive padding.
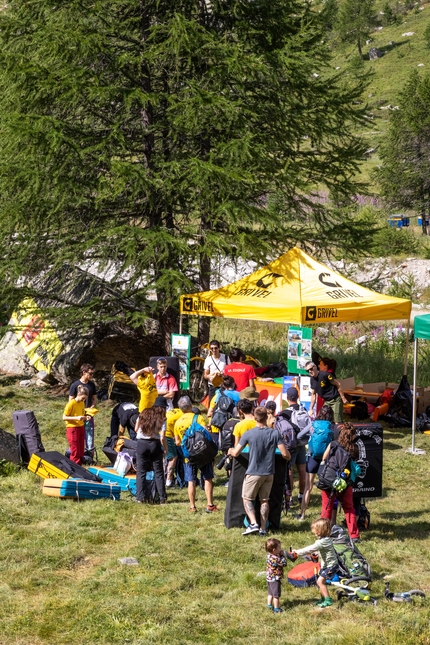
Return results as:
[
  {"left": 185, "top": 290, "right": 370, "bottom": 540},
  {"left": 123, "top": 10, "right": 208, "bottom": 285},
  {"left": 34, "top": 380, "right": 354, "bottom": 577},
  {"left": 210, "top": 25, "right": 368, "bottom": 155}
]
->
[
  {"left": 0, "top": 0, "right": 373, "bottom": 346},
  {"left": 378, "top": 71, "right": 430, "bottom": 235},
  {"left": 337, "top": 0, "right": 375, "bottom": 58}
]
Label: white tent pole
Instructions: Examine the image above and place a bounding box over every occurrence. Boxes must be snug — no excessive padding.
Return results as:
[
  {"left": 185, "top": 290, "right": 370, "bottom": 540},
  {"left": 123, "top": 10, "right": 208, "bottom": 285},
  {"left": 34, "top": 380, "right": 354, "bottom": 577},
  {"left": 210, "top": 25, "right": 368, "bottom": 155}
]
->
[
  {"left": 403, "top": 318, "right": 410, "bottom": 375},
  {"left": 412, "top": 337, "right": 418, "bottom": 453}
]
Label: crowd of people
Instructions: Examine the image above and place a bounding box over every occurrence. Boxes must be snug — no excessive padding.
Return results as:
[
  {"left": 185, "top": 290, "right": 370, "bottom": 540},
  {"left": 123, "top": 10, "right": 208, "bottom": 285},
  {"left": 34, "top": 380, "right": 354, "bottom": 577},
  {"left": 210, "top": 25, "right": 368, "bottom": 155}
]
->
[{"left": 62, "top": 346, "right": 362, "bottom": 606}]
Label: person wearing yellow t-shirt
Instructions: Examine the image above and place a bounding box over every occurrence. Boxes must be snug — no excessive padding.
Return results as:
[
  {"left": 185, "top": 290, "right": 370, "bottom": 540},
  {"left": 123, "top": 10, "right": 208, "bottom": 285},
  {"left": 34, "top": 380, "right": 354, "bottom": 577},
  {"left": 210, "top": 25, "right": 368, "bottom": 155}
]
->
[
  {"left": 233, "top": 399, "right": 257, "bottom": 445},
  {"left": 174, "top": 395, "right": 218, "bottom": 514},
  {"left": 165, "top": 407, "right": 183, "bottom": 487},
  {"left": 63, "top": 385, "right": 89, "bottom": 465},
  {"left": 129, "top": 366, "right": 158, "bottom": 412}
]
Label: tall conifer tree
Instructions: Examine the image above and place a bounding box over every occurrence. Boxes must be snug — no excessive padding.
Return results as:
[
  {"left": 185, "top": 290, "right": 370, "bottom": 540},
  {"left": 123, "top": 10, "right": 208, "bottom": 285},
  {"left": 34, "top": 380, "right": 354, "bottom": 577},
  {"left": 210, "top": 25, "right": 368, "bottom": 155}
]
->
[{"left": 0, "top": 0, "right": 372, "bottom": 345}]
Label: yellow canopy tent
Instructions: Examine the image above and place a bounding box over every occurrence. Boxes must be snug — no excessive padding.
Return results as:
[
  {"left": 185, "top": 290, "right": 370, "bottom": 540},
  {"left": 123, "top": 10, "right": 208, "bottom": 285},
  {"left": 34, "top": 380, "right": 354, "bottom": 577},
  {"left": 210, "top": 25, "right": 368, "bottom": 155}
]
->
[{"left": 180, "top": 247, "right": 411, "bottom": 324}]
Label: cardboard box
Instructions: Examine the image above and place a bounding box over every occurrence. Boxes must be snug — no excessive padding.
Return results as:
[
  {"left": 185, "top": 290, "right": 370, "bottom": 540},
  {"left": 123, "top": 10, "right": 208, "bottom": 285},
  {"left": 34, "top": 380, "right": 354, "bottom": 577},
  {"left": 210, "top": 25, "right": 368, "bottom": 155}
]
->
[
  {"left": 339, "top": 377, "right": 356, "bottom": 390},
  {"left": 417, "top": 387, "right": 430, "bottom": 414}
]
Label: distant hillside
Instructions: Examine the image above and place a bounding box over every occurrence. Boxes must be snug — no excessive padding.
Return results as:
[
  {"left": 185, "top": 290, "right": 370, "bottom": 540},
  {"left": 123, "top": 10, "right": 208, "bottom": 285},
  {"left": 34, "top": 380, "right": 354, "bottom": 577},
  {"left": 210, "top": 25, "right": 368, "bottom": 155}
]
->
[{"left": 327, "top": 1, "right": 430, "bottom": 188}]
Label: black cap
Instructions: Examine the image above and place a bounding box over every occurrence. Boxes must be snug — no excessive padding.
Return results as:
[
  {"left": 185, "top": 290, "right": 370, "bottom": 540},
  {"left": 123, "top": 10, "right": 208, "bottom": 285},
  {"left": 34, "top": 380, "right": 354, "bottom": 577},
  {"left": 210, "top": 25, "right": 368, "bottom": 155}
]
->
[
  {"left": 286, "top": 387, "right": 299, "bottom": 401},
  {"left": 153, "top": 396, "right": 168, "bottom": 408}
]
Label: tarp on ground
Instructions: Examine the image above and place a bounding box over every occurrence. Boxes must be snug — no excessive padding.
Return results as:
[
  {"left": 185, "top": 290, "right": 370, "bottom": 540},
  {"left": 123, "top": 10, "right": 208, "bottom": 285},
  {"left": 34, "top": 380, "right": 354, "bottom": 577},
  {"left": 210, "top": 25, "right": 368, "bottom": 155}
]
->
[
  {"left": 180, "top": 247, "right": 411, "bottom": 324},
  {"left": 414, "top": 313, "right": 430, "bottom": 340}
]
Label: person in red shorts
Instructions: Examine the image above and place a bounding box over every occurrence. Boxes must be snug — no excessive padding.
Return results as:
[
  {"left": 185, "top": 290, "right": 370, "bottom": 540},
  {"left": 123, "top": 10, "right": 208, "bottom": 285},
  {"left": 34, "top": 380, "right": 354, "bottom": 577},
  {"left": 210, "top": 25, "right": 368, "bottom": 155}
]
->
[
  {"left": 63, "top": 385, "right": 89, "bottom": 465},
  {"left": 224, "top": 348, "right": 256, "bottom": 392}
]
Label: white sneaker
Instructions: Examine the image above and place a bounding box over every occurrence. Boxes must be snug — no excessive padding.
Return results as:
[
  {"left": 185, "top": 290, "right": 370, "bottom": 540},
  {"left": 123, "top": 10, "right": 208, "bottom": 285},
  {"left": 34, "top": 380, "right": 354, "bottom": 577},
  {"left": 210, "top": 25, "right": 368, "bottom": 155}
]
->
[
  {"left": 242, "top": 523, "right": 259, "bottom": 535},
  {"left": 166, "top": 480, "right": 174, "bottom": 488}
]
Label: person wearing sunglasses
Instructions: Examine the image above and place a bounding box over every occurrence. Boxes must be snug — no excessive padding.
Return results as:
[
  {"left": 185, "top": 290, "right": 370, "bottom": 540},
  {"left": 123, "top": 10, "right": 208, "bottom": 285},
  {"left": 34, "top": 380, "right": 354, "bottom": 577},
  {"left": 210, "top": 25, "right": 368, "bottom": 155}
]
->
[
  {"left": 69, "top": 363, "right": 97, "bottom": 409},
  {"left": 305, "top": 361, "right": 347, "bottom": 423},
  {"left": 203, "top": 340, "right": 227, "bottom": 400}
]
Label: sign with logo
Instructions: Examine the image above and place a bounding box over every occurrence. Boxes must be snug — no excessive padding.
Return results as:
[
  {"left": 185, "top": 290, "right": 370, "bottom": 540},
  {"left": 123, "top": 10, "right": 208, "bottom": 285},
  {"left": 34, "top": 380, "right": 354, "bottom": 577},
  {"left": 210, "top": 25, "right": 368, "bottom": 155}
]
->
[
  {"left": 181, "top": 297, "right": 215, "bottom": 314},
  {"left": 233, "top": 272, "right": 282, "bottom": 299},
  {"left": 171, "top": 333, "right": 191, "bottom": 388},
  {"left": 287, "top": 326, "right": 312, "bottom": 375}
]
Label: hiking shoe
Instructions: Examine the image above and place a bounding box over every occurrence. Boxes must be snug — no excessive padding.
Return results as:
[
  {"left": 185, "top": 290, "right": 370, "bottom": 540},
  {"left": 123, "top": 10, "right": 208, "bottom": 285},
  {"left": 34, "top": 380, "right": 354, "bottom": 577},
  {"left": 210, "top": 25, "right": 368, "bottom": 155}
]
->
[
  {"left": 273, "top": 607, "right": 284, "bottom": 613},
  {"left": 242, "top": 523, "right": 260, "bottom": 535},
  {"left": 267, "top": 604, "right": 273, "bottom": 610},
  {"left": 166, "top": 480, "right": 174, "bottom": 488},
  {"left": 351, "top": 538, "right": 361, "bottom": 544},
  {"left": 259, "top": 529, "right": 268, "bottom": 537},
  {"left": 189, "top": 506, "right": 198, "bottom": 513},
  {"left": 205, "top": 504, "right": 219, "bottom": 513},
  {"left": 316, "top": 598, "right": 333, "bottom": 608}
]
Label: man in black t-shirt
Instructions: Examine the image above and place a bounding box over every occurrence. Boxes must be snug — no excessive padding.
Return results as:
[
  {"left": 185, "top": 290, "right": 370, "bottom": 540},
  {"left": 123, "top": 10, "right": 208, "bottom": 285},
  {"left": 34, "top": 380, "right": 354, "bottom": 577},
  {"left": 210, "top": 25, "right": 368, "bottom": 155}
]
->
[
  {"left": 110, "top": 402, "right": 139, "bottom": 440},
  {"left": 305, "top": 361, "right": 347, "bottom": 423},
  {"left": 69, "top": 363, "right": 97, "bottom": 409}
]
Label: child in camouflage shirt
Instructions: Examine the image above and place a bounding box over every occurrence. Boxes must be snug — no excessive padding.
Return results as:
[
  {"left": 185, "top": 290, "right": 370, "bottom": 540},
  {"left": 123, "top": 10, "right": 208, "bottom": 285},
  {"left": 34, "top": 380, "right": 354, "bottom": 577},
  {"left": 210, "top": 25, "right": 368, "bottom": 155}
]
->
[{"left": 265, "top": 538, "right": 288, "bottom": 613}]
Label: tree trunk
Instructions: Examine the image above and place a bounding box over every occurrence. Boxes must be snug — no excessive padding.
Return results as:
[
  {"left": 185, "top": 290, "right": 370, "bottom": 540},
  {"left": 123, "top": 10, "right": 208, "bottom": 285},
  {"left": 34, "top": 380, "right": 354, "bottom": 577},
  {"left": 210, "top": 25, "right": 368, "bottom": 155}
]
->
[
  {"left": 357, "top": 37, "right": 363, "bottom": 58},
  {"left": 197, "top": 249, "right": 211, "bottom": 345}
]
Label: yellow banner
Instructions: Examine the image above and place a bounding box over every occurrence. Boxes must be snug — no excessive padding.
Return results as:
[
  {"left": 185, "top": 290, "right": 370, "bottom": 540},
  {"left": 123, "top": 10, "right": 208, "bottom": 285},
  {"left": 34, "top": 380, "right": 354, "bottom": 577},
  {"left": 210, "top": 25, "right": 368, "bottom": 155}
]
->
[{"left": 11, "top": 298, "right": 63, "bottom": 373}]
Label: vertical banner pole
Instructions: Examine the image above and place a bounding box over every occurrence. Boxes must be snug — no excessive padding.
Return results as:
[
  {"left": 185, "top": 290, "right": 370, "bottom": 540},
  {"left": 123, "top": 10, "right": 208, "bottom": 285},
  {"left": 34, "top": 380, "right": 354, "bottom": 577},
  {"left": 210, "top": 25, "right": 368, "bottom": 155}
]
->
[
  {"left": 179, "top": 314, "right": 183, "bottom": 334},
  {"left": 412, "top": 337, "right": 418, "bottom": 453},
  {"left": 403, "top": 318, "right": 410, "bottom": 375}
]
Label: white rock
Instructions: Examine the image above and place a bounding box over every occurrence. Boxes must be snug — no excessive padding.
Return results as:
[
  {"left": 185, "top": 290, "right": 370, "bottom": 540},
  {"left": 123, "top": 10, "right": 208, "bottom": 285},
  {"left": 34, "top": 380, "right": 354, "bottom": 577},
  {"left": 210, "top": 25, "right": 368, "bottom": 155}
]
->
[
  {"left": 19, "top": 380, "right": 32, "bottom": 388},
  {"left": 402, "top": 31, "right": 415, "bottom": 37}
]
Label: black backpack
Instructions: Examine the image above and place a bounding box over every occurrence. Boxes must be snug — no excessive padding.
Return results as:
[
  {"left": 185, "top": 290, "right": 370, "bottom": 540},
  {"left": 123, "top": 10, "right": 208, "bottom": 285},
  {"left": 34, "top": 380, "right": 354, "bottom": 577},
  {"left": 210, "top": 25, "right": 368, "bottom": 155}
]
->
[
  {"left": 220, "top": 418, "right": 239, "bottom": 451},
  {"left": 210, "top": 394, "right": 237, "bottom": 429},
  {"left": 316, "top": 442, "right": 351, "bottom": 491},
  {"left": 181, "top": 415, "right": 218, "bottom": 467}
]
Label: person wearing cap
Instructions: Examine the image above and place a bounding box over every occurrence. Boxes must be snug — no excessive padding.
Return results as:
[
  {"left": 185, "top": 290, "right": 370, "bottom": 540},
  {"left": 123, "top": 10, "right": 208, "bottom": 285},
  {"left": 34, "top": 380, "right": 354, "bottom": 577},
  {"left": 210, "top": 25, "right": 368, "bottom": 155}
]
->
[
  {"left": 129, "top": 366, "right": 158, "bottom": 412},
  {"left": 282, "top": 387, "right": 307, "bottom": 506},
  {"left": 164, "top": 405, "right": 183, "bottom": 487},
  {"left": 305, "top": 361, "right": 347, "bottom": 423},
  {"left": 110, "top": 401, "right": 139, "bottom": 440},
  {"left": 154, "top": 358, "right": 178, "bottom": 410},
  {"left": 174, "top": 395, "right": 219, "bottom": 514},
  {"left": 224, "top": 348, "right": 256, "bottom": 392}
]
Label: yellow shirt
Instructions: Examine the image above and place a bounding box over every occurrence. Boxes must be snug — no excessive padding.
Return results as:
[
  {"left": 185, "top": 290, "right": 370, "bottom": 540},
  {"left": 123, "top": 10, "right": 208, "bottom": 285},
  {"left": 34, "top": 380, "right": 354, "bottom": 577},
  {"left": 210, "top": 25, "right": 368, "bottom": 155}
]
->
[
  {"left": 174, "top": 412, "right": 206, "bottom": 443},
  {"left": 165, "top": 408, "right": 183, "bottom": 439},
  {"left": 63, "top": 399, "right": 85, "bottom": 427},
  {"left": 137, "top": 372, "right": 158, "bottom": 412},
  {"left": 233, "top": 418, "right": 256, "bottom": 440}
]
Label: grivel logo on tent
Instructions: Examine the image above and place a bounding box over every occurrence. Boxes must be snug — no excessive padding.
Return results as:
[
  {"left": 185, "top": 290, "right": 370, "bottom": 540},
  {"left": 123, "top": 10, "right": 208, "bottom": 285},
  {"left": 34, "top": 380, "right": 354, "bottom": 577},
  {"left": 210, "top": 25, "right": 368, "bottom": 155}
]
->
[{"left": 234, "top": 272, "right": 282, "bottom": 299}]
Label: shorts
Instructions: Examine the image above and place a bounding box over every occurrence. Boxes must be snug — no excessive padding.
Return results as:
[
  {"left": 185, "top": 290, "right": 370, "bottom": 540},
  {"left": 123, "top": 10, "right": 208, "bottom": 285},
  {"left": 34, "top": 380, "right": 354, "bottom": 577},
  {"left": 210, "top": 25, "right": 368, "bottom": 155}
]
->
[
  {"left": 165, "top": 437, "right": 177, "bottom": 460},
  {"left": 289, "top": 445, "right": 306, "bottom": 467},
  {"left": 267, "top": 580, "right": 281, "bottom": 598},
  {"left": 242, "top": 474, "right": 274, "bottom": 501},
  {"left": 319, "top": 564, "right": 340, "bottom": 580},
  {"left": 184, "top": 461, "right": 214, "bottom": 483},
  {"left": 306, "top": 455, "right": 321, "bottom": 474},
  {"left": 324, "top": 397, "right": 343, "bottom": 423}
]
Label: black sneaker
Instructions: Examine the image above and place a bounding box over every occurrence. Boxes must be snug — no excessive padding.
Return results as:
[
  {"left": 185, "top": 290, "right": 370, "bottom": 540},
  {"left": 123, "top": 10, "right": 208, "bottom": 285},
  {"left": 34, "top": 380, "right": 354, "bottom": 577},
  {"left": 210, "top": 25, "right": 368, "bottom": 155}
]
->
[{"left": 242, "top": 523, "right": 259, "bottom": 535}]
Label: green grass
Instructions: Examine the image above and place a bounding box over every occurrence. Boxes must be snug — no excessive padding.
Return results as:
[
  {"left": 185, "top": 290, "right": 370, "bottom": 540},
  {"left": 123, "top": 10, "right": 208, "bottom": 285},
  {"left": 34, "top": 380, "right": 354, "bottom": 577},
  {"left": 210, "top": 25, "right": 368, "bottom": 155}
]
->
[{"left": 1, "top": 384, "right": 430, "bottom": 645}]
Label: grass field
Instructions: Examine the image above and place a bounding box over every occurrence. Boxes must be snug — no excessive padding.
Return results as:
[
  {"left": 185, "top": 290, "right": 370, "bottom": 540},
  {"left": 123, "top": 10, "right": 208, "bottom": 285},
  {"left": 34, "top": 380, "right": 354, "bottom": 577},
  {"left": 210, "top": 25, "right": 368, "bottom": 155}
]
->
[{"left": 1, "top": 383, "right": 430, "bottom": 645}]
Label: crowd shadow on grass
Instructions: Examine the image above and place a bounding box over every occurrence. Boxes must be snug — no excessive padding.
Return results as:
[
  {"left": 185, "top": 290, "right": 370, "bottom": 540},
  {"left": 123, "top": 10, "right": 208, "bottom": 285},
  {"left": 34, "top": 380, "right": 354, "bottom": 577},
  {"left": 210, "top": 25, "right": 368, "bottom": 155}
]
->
[
  {"left": 383, "top": 441, "right": 405, "bottom": 450},
  {"left": 366, "top": 519, "right": 430, "bottom": 542}
]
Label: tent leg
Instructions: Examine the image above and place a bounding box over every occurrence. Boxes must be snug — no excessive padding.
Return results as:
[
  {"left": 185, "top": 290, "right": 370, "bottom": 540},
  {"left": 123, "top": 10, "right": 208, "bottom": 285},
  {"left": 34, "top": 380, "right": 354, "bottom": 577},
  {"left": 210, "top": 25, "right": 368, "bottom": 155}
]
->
[
  {"left": 403, "top": 318, "right": 410, "bottom": 376},
  {"left": 179, "top": 314, "right": 183, "bottom": 334},
  {"left": 407, "top": 337, "right": 426, "bottom": 455}
]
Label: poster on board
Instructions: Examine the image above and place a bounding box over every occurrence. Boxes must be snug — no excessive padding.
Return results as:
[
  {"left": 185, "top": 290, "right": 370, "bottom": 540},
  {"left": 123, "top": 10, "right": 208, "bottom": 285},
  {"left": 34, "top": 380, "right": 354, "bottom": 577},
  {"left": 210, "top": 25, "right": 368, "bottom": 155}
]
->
[
  {"left": 287, "top": 326, "right": 313, "bottom": 375},
  {"left": 299, "top": 376, "right": 312, "bottom": 411},
  {"left": 171, "top": 333, "right": 191, "bottom": 389}
]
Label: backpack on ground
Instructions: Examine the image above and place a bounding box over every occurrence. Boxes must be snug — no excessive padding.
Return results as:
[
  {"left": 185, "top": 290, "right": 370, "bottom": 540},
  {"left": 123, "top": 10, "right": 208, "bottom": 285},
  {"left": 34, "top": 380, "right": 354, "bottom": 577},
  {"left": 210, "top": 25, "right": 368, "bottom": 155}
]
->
[
  {"left": 220, "top": 418, "right": 239, "bottom": 451},
  {"left": 290, "top": 406, "right": 312, "bottom": 446},
  {"left": 330, "top": 524, "right": 371, "bottom": 579},
  {"left": 308, "top": 420, "right": 333, "bottom": 459},
  {"left": 13, "top": 410, "right": 45, "bottom": 465},
  {"left": 316, "top": 442, "right": 351, "bottom": 491},
  {"left": 274, "top": 412, "right": 296, "bottom": 451},
  {"left": 181, "top": 415, "right": 218, "bottom": 467},
  {"left": 210, "top": 394, "right": 237, "bottom": 429}
]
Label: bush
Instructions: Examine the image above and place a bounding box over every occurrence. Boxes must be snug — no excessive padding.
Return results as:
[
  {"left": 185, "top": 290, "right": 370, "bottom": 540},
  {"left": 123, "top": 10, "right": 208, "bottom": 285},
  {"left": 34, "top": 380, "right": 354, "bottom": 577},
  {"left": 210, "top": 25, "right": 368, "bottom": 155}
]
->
[{"left": 371, "top": 225, "right": 419, "bottom": 257}]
